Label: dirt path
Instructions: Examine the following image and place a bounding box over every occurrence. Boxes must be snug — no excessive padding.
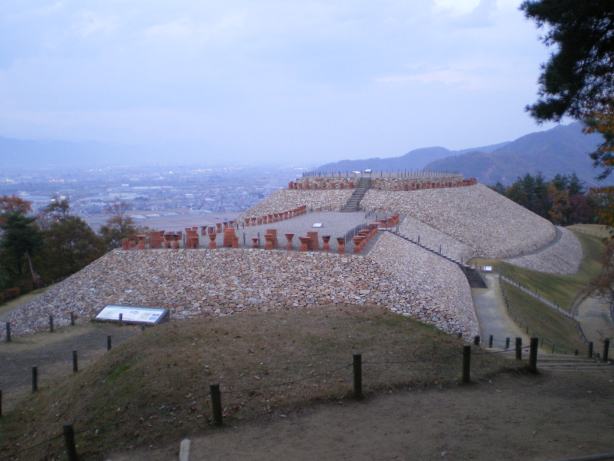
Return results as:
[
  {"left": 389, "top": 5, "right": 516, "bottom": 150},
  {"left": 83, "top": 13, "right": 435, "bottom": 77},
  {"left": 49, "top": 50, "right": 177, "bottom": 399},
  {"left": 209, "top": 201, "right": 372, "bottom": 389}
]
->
[
  {"left": 472, "top": 274, "right": 529, "bottom": 346},
  {"left": 0, "top": 323, "right": 139, "bottom": 410},
  {"left": 108, "top": 367, "right": 614, "bottom": 461},
  {"left": 576, "top": 294, "right": 614, "bottom": 343}
]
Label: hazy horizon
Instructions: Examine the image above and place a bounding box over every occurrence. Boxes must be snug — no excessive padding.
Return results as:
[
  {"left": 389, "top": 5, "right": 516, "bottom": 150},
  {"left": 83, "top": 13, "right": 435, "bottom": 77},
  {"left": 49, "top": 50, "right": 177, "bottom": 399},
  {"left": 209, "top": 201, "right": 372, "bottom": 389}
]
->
[{"left": 1, "top": 0, "right": 559, "bottom": 165}]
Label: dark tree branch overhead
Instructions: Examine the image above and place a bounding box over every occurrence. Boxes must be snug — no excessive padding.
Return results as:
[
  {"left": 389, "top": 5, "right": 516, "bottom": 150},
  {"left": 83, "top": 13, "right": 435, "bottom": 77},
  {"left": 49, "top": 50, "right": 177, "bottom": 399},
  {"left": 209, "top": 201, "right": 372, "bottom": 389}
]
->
[
  {"left": 521, "top": 0, "right": 613, "bottom": 122},
  {"left": 521, "top": 0, "right": 614, "bottom": 179}
]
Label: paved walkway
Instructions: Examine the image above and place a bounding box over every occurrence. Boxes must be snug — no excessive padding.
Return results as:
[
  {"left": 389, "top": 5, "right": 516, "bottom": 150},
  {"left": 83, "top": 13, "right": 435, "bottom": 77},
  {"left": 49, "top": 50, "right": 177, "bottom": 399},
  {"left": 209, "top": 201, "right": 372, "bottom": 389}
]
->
[
  {"left": 471, "top": 274, "right": 529, "bottom": 346},
  {"left": 576, "top": 294, "right": 614, "bottom": 343}
]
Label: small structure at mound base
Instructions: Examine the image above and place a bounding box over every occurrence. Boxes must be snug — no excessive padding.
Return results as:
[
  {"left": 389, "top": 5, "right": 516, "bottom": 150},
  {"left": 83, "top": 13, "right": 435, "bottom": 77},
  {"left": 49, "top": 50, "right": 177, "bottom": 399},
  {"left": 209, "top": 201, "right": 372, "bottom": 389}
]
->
[{"left": 95, "top": 305, "right": 170, "bottom": 325}]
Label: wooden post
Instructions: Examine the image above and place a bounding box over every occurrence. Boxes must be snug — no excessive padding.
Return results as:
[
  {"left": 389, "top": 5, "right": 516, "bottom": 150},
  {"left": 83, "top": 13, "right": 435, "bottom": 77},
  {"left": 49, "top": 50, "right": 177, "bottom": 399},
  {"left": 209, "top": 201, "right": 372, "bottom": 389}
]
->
[
  {"left": 210, "top": 384, "right": 223, "bottom": 426},
  {"left": 107, "top": 335, "right": 112, "bottom": 351},
  {"left": 72, "top": 351, "right": 78, "bottom": 373},
  {"left": 515, "top": 337, "right": 522, "bottom": 360},
  {"left": 462, "top": 345, "right": 471, "bottom": 384},
  {"left": 505, "top": 337, "right": 510, "bottom": 350},
  {"left": 70, "top": 312, "right": 75, "bottom": 326},
  {"left": 353, "top": 353, "right": 363, "bottom": 400},
  {"left": 63, "top": 424, "right": 78, "bottom": 461},
  {"left": 488, "top": 335, "right": 493, "bottom": 348},
  {"left": 603, "top": 339, "right": 610, "bottom": 362},
  {"left": 473, "top": 335, "right": 480, "bottom": 346},
  {"left": 5, "top": 322, "right": 10, "bottom": 343},
  {"left": 529, "top": 337, "right": 538, "bottom": 373},
  {"left": 32, "top": 366, "right": 38, "bottom": 392},
  {"left": 0, "top": 389, "right": 2, "bottom": 417},
  {"left": 49, "top": 315, "right": 54, "bottom": 333},
  {"left": 588, "top": 341, "right": 594, "bottom": 359},
  {"left": 119, "top": 313, "right": 123, "bottom": 326}
]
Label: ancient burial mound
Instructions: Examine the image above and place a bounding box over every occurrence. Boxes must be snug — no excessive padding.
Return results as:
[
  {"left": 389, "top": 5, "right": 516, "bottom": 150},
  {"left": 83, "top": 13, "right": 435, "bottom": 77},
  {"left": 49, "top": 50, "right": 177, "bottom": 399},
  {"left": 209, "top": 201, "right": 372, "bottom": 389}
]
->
[
  {"left": 4, "top": 172, "right": 578, "bottom": 340},
  {"left": 0, "top": 306, "right": 513, "bottom": 460},
  {"left": 6, "top": 248, "right": 477, "bottom": 337}
]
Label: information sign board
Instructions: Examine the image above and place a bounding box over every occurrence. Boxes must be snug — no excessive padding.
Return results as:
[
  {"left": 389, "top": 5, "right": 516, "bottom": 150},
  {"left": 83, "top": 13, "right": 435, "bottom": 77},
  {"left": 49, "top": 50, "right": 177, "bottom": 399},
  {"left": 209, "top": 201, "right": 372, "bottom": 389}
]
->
[{"left": 95, "top": 305, "right": 169, "bottom": 325}]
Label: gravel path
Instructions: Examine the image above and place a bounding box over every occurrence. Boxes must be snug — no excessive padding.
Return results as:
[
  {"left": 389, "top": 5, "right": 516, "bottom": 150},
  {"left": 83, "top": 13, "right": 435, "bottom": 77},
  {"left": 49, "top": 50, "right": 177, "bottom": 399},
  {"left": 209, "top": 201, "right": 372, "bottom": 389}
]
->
[{"left": 504, "top": 227, "right": 583, "bottom": 274}]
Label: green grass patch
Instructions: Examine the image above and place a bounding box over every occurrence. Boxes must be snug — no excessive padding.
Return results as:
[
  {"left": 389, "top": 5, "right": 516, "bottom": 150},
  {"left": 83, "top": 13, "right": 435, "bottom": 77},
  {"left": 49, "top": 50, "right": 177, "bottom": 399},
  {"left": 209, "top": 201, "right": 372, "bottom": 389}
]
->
[
  {"left": 501, "top": 282, "right": 586, "bottom": 354},
  {"left": 484, "top": 230, "right": 606, "bottom": 312}
]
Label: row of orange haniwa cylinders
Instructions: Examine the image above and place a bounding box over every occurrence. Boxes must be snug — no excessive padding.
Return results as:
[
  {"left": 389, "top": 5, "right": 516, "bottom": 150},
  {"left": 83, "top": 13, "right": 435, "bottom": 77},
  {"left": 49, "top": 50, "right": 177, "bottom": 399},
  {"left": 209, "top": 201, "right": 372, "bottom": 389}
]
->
[{"left": 121, "top": 214, "right": 400, "bottom": 253}]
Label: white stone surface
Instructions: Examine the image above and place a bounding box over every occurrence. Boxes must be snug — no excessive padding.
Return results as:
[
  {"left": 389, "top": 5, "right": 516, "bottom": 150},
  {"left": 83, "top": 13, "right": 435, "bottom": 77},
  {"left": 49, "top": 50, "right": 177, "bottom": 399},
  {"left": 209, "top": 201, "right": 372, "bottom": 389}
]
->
[
  {"left": 504, "top": 227, "right": 583, "bottom": 274},
  {"left": 241, "top": 189, "right": 353, "bottom": 218},
  {"left": 368, "top": 232, "right": 479, "bottom": 338},
  {"left": 362, "top": 184, "right": 555, "bottom": 258},
  {"left": 398, "top": 215, "right": 476, "bottom": 263}
]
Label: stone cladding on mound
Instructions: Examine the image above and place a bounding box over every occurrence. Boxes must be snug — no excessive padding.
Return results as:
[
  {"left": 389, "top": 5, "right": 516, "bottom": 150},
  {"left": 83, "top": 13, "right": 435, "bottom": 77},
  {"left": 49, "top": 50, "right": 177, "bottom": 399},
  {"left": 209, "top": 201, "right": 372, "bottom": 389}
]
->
[
  {"left": 369, "top": 232, "right": 479, "bottom": 337},
  {"left": 242, "top": 189, "right": 353, "bottom": 218},
  {"left": 362, "top": 184, "right": 556, "bottom": 259},
  {"left": 5, "top": 248, "right": 476, "bottom": 337},
  {"left": 504, "top": 227, "right": 583, "bottom": 275},
  {"left": 398, "top": 216, "right": 476, "bottom": 263}
]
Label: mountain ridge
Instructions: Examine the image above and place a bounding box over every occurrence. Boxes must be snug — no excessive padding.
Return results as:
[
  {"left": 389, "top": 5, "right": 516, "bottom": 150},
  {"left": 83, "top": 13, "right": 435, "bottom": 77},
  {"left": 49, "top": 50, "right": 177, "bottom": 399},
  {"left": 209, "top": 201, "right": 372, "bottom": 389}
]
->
[{"left": 315, "top": 123, "right": 606, "bottom": 185}]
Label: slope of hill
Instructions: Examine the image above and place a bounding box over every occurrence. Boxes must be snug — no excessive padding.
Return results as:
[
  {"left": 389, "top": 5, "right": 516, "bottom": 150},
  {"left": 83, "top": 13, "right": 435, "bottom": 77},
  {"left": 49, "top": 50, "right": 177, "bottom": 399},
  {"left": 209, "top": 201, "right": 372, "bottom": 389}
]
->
[
  {"left": 314, "top": 123, "right": 605, "bottom": 185},
  {"left": 425, "top": 123, "right": 604, "bottom": 185}
]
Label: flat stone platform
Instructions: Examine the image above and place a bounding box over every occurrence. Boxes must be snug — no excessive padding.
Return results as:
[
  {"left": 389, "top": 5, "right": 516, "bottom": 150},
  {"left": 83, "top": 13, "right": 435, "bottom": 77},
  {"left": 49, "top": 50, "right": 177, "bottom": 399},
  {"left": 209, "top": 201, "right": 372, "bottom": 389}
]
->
[{"left": 207, "top": 211, "right": 369, "bottom": 250}]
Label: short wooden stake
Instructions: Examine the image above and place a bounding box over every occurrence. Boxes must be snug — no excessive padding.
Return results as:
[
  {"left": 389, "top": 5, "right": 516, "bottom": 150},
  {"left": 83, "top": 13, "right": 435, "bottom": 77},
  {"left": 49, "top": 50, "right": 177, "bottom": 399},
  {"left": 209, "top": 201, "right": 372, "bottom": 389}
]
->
[
  {"left": 505, "top": 337, "right": 510, "bottom": 350},
  {"left": 63, "top": 424, "right": 78, "bottom": 461},
  {"left": 49, "top": 315, "right": 54, "bottom": 332},
  {"left": 353, "top": 353, "right": 363, "bottom": 400},
  {"left": 588, "top": 341, "right": 594, "bottom": 359},
  {"left": 528, "top": 337, "right": 538, "bottom": 373},
  {"left": 5, "top": 322, "right": 10, "bottom": 343},
  {"left": 118, "top": 313, "right": 123, "bottom": 325},
  {"left": 107, "top": 335, "right": 112, "bottom": 351},
  {"left": 72, "top": 351, "right": 78, "bottom": 373},
  {"left": 603, "top": 339, "right": 610, "bottom": 362},
  {"left": 70, "top": 312, "right": 75, "bottom": 326},
  {"left": 462, "top": 345, "right": 471, "bottom": 384},
  {"left": 473, "top": 335, "right": 480, "bottom": 346},
  {"left": 488, "top": 335, "right": 493, "bottom": 348},
  {"left": 210, "top": 384, "right": 223, "bottom": 426},
  {"left": 32, "top": 366, "right": 38, "bottom": 393},
  {"left": 515, "top": 337, "right": 522, "bottom": 360}
]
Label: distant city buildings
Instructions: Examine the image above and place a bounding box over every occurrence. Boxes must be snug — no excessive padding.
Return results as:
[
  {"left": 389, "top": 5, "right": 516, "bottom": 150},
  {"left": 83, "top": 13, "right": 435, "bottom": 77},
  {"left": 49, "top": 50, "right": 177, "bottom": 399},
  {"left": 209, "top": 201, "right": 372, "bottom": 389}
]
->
[{"left": 0, "top": 165, "right": 305, "bottom": 230}]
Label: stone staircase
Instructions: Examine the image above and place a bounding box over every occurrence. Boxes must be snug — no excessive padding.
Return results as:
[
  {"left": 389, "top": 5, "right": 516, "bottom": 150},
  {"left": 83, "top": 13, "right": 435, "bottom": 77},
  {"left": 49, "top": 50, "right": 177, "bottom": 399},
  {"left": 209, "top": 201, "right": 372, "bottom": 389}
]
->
[
  {"left": 536, "top": 353, "right": 613, "bottom": 372},
  {"left": 387, "top": 230, "right": 487, "bottom": 288},
  {"left": 341, "top": 177, "right": 372, "bottom": 212}
]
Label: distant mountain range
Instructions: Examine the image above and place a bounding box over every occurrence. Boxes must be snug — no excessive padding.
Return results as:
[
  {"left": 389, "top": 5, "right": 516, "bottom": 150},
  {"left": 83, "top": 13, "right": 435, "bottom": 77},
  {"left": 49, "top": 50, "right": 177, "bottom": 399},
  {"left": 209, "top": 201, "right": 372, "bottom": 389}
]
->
[{"left": 316, "top": 123, "right": 607, "bottom": 185}]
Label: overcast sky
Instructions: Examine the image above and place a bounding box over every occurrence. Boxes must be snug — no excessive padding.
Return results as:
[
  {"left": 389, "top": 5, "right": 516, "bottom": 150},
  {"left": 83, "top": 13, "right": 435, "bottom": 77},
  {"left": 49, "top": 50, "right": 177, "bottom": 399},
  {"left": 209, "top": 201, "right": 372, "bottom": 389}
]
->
[{"left": 0, "top": 0, "right": 557, "bottom": 165}]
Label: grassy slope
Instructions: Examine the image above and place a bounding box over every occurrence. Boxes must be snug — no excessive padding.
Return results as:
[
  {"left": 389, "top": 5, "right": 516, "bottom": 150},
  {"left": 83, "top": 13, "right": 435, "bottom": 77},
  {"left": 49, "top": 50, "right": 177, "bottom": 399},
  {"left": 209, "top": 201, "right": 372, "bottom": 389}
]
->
[
  {"left": 0, "top": 305, "right": 514, "bottom": 460},
  {"left": 500, "top": 282, "right": 586, "bottom": 354},
  {"left": 495, "top": 230, "right": 605, "bottom": 312}
]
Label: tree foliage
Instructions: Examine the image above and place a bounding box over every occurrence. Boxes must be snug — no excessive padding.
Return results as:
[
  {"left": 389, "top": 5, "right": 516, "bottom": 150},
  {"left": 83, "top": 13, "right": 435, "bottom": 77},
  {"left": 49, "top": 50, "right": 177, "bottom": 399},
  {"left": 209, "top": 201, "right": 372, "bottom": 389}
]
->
[
  {"left": 99, "top": 201, "right": 138, "bottom": 250},
  {"left": 36, "top": 216, "right": 105, "bottom": 283},
  {"left": 522, "top": 0, "right": 614, "bottom": 176},
  {"left": 0, "top": 195, "right": 106, "bottom": 294},
  {"left": 493, "top": 172, "right": 600, "bottom": 226}
]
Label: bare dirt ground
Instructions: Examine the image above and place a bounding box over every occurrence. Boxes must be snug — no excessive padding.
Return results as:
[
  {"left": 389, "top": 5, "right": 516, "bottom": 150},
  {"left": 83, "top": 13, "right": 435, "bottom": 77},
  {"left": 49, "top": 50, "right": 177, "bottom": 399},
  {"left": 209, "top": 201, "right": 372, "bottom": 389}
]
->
[
  {"left": 0, "top": 323, "right": 140, "bottom": 410},
  {"left": 112, "top": 369, "right": 614, "bottom": 461}
]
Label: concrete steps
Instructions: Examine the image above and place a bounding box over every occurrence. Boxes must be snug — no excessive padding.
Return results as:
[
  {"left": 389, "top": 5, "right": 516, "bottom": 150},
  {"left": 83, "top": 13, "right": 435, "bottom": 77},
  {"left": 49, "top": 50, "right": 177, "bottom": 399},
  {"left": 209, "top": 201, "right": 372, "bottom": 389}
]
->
[{"left": 341, "top": 177, "right": 372, "bottom": 212}]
